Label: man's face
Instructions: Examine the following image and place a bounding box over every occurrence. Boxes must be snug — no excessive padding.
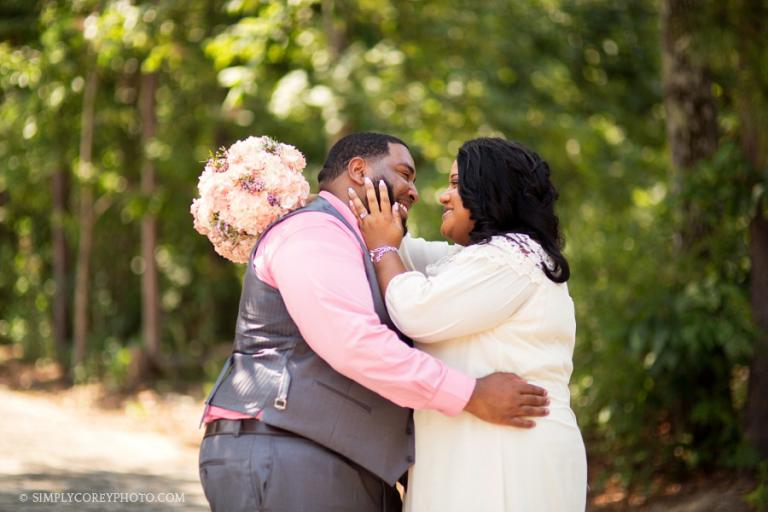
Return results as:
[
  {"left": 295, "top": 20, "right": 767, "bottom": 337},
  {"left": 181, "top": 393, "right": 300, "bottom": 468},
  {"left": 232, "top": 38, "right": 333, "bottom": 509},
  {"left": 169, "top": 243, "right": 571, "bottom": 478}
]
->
[{"left": 365, "top": 143, "right": 419, "bottom": 218}]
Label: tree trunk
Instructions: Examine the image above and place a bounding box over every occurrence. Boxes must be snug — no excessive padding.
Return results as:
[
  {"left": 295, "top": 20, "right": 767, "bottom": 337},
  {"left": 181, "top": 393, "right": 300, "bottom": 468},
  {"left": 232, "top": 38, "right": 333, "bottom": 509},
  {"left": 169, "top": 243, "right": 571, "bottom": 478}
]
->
[
  {"left": 72, "top": 70, "right": 98, "bottom": 374},
  {"left": 660, "top": 0, "right": 730, "bottom": 455},
  {"left": 51, "top": 160, "right": 70, "bottom": 372},
  {"left": 734, "top": 0, "right": 768, "bottom": 459},
  {"left": 321, "top": 0, "right": 353, "bottom": 145},
  {"left": 322, "top": 0, "right": 347, "bottom": 61},
  {"left": 748, "top": 207, "right": 768, "bottom": 457},
  {"left": 660, "top": 0, "right": 718, "bottom": 249},
  {"left": 140, "top": 71, "right": 160, "bottom": 371}
]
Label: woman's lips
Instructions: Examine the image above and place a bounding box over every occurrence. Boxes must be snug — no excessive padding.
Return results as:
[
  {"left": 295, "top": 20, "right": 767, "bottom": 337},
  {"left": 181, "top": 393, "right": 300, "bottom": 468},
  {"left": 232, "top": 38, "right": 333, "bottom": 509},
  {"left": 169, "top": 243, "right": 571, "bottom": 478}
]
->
[{"left": 442, "top": 209, "right": 453, "bottom": 218}]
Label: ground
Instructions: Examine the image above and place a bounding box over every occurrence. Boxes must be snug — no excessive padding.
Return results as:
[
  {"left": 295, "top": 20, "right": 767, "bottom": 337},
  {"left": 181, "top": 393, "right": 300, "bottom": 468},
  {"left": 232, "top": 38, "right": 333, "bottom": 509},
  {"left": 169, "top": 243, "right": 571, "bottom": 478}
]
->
[{"left": 0, "top": 384, "right": 208, "bottom": 511}]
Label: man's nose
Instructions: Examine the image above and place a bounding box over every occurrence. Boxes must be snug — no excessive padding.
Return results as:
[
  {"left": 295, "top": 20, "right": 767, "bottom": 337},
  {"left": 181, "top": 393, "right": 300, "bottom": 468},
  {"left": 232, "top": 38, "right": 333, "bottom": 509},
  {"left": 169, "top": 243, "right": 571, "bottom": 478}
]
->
[{"left": 409, "top": 183, "right": 420, "bottom": 204}]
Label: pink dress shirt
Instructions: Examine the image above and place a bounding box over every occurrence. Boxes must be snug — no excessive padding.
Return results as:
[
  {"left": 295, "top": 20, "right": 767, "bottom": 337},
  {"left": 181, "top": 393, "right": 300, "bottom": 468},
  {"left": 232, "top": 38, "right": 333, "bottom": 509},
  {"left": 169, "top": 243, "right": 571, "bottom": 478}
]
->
[{"left": 203, "top": 191, "right": 475, "bottom": 424}]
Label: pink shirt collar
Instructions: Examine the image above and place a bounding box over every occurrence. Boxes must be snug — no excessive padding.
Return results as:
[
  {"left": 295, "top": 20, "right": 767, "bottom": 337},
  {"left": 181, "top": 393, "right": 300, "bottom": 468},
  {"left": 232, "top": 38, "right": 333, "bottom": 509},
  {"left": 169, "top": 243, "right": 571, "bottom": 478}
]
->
[{"left": 318, "top": 190, "right": 363, "bottom": 240}]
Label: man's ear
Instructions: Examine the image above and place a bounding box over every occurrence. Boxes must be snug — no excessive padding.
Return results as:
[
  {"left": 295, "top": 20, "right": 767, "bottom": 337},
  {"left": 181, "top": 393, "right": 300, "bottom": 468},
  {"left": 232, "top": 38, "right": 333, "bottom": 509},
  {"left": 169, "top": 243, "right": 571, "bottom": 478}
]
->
[{"left": 347, "top": 156, "right": 367, "bottom": 186}]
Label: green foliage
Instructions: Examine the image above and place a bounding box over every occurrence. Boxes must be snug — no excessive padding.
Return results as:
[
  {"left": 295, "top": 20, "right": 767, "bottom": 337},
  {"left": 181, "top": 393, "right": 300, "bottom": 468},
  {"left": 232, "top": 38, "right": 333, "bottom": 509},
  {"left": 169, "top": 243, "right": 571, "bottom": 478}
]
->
[
  {"left": 0, "top": 0, "right": 765, "bottom": 492},
  {"left": 746, "top": 460, "right": 768, "bottom": 510}
]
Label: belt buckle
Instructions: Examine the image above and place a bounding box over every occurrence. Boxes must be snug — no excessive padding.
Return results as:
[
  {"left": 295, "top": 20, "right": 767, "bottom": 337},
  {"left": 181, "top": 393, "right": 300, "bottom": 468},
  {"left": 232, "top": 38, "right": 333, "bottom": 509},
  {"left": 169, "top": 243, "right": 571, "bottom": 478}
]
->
[{"left": 233, "top": 420, "right": 242, "bottom": 438}]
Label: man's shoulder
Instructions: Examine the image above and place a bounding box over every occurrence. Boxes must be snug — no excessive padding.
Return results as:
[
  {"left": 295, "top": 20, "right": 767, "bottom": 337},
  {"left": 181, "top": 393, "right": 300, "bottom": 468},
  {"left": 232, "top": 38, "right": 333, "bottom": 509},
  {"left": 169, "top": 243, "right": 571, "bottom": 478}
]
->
[
  {"left": 254, "top": 207, "right": 363, "bottom": 284},
  {"left": 260, "top": 209, "right": 360, "bottom": 253}
]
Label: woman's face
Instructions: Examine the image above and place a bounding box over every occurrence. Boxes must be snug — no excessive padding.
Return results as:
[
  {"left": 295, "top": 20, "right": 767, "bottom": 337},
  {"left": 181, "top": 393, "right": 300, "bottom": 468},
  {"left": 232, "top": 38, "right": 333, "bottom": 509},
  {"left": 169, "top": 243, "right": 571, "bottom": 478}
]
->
[{"left": 439, "top": 161, "right": 475, "bottom": 245}]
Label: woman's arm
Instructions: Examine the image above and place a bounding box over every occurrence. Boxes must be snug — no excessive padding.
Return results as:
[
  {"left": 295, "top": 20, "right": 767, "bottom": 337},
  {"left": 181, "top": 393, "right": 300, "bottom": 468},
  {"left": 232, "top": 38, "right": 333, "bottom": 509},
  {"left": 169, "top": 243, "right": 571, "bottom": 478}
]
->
[
  {"left": 371, "top": 250, "right": 408, "bottom": 297},
  {"left": 348, "top": 178, "right": 411, "bottom": 296},
  {"left": 348, "top": 179, "right": 538, "bottom": 343},
  {"left": 385, "top": 244, "right": 538, "bottom": 343},
  {"left": 399, "top": 234, "right": 460, "bottom": 273}
]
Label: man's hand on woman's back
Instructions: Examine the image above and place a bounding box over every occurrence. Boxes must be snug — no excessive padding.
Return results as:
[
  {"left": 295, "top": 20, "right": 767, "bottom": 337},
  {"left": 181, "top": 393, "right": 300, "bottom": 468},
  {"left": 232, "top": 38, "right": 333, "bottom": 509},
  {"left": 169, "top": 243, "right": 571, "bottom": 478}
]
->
[{"left": 464, "top": 372, "right": 549, "bottom": 428}]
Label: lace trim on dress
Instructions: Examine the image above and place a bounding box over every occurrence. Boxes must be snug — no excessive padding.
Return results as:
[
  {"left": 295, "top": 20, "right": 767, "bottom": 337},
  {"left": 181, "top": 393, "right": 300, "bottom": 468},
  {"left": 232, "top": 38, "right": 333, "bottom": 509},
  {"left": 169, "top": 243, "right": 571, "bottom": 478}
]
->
[{"left": 425, "top": 233, "right": 555, "bottom": 284}]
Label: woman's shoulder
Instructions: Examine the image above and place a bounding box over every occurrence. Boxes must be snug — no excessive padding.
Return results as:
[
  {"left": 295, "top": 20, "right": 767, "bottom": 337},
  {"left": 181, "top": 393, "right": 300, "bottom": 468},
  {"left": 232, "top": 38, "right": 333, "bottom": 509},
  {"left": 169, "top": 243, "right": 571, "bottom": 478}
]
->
[
  {"left": 487, "top": 233, "right": 551, "bottom": 258},
  {"left": 426, "top": 233, "right": 553, "bottom": 283}
]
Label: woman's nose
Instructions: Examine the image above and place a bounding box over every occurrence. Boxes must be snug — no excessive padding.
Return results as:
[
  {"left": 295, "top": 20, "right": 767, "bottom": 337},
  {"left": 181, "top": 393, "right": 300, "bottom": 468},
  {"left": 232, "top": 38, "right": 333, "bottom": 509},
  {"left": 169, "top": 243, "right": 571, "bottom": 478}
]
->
[{"left": 438, "top": 190, "right": 450, "bottom": 205}]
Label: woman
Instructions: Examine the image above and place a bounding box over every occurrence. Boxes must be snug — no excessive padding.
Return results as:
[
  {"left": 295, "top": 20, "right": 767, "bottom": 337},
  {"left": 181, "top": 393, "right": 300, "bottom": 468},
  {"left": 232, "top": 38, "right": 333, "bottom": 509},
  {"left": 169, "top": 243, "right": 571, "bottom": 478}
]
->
[{"left": 348, "top": 138, "right": 587, "bottom": 511}]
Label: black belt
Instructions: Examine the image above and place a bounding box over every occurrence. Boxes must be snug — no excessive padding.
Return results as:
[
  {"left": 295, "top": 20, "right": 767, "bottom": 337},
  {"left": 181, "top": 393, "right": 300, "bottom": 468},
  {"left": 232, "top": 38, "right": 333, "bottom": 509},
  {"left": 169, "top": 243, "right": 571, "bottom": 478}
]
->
[{"left": 204, "top": 418, "right": 298, "bottom": 438}]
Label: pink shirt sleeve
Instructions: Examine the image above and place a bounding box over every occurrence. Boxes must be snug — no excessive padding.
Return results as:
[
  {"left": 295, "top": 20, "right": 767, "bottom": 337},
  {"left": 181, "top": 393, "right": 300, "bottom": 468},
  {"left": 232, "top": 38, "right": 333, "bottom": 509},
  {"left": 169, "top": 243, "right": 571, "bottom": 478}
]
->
[{"left": 255, "top": 207, "right": 475, "bottom": 416}]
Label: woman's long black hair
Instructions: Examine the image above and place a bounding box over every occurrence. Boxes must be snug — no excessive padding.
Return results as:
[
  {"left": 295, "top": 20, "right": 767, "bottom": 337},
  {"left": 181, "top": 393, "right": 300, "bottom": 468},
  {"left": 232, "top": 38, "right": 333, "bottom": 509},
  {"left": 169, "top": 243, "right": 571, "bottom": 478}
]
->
[{"left": 456, "top": 137, "right": 570, "bottom": 283}]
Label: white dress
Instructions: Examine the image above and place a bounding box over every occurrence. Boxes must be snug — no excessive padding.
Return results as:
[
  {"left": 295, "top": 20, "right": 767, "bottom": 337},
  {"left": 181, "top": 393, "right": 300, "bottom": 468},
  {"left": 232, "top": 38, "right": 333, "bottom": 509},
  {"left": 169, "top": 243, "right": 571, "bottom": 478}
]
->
[{"left": 392, "top": 234, "right": 587, "bottom": 512}]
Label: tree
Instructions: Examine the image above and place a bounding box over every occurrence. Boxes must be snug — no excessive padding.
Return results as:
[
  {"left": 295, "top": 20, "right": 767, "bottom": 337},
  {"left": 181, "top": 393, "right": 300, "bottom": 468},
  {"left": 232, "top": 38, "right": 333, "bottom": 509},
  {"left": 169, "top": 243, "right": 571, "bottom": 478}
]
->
[
  {"left": 659, "top": 0, "right": 768, "bottom": 463},
  {"left": 659, "top": 0, "right": 741, "bottom": 466},
  {"left": 661, "top": 0, "right": 718, "bottom": 248},
  {"left": 72, "top": 67, "right": 98, "bottom": 374},
  {"left": 139, "top": 70, "right": 160, "bottom": 378},
  {"left": 51, "top": 140, "right": 71, "bottom": 368},
  {"left": 728, "top": 0, "right": 768, "bottom": 460}
]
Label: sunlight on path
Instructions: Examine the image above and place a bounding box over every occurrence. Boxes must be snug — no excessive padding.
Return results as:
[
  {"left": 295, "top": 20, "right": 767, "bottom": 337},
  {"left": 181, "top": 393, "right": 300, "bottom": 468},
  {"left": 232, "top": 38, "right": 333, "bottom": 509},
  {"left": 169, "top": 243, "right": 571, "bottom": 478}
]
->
[{"left": 0, "top": 386, "right": 208, "bottom": 511}]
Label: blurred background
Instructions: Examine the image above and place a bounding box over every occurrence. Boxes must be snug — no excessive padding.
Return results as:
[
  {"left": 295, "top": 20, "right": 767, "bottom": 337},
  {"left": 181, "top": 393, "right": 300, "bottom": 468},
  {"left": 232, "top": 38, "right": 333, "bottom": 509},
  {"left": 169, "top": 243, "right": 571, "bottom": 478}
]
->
[{"left": 1, "top": 0, "right": 767, "bottom": 510}]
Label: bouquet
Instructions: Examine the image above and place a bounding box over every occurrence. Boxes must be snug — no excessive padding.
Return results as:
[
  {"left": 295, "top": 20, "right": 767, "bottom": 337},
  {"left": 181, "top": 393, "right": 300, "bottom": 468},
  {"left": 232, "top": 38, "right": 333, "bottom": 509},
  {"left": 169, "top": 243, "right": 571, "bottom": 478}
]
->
[{"left": 191, "top": 136, "right": 310, "bottom": 263}]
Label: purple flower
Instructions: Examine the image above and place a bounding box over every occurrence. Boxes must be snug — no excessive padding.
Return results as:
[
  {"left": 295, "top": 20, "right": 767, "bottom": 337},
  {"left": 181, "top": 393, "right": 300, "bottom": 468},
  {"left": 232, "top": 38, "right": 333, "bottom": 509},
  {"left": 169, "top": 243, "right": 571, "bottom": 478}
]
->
[
  {"left": 208, "top": 157, "right": 228, "bottom": 173},
  {"left": 267, "top": 194, "right": 279, "bottom": 207},
  {"left": 239, "top": 177, "right": 265, "bottom": 193}
]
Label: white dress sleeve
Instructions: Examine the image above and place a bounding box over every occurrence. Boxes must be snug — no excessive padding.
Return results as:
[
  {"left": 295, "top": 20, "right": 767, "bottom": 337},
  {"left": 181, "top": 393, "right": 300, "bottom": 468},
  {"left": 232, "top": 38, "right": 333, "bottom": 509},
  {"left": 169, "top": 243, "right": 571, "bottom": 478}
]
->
[
  {"left": 398, "top": 234, "right": 461, "bottom": 273},
  {"left": 386, "top": 236, "right": 546, "bottom": 343}
]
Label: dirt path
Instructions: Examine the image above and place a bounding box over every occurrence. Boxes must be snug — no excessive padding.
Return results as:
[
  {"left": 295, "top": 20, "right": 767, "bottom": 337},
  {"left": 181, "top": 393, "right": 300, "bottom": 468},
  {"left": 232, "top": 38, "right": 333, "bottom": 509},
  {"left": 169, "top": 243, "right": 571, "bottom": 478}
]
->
[{"left": 0, "top": 386, "right": 209, "bottom": 511}]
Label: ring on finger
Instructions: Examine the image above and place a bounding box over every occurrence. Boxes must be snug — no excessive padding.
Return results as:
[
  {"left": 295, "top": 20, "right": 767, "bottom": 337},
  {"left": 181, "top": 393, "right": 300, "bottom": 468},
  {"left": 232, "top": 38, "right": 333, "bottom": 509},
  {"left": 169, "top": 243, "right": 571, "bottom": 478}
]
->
[{"left": 359, "top": 212, "right": 368, "bottom": 219}]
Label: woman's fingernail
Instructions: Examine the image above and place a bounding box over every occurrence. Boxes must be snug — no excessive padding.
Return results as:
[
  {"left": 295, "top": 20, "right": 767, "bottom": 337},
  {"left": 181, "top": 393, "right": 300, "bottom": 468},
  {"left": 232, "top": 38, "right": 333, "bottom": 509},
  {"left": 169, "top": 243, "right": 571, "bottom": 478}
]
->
[
  {"left": 348, "top": 187, "right": 354, "bottom": 195},
  {"left": 364, "top": 176, "right": 372, "bottom": 184},
  {"left": 394, "top": 202, "right": 399, "bottom": 210}
]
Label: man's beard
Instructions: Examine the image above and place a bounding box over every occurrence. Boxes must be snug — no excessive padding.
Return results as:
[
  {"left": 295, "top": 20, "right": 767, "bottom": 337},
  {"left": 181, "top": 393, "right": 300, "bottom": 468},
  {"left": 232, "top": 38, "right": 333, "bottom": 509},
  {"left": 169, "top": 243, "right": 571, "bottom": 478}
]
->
[{"left": 368, "top": 176, "right": 408, "bottom": 235}]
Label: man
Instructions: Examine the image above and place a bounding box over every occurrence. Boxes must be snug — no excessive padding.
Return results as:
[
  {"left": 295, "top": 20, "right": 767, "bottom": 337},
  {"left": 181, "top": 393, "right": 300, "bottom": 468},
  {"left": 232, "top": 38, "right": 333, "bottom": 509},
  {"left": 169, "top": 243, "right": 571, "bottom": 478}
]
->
[{"left": 199, "top": 132, "right": 549, "bottom": 511}]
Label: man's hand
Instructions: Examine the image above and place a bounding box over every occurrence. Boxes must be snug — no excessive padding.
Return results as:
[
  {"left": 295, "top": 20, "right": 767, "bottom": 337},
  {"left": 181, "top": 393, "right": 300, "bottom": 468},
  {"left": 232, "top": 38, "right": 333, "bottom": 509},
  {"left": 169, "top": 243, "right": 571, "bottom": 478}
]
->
[{"left": 463, "top": 372, "right": 549, "bottom": 428}]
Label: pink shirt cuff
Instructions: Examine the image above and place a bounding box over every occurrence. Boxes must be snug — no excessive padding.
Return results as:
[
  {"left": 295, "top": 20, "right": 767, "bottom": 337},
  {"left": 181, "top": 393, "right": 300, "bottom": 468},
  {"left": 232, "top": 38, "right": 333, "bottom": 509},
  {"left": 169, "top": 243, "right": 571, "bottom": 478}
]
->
[
  {"left": 202, "top": 404, "right": 258, "bottom": 424},
  {"left": 425, "top": 367, "right": 475, "bottom": 416}
]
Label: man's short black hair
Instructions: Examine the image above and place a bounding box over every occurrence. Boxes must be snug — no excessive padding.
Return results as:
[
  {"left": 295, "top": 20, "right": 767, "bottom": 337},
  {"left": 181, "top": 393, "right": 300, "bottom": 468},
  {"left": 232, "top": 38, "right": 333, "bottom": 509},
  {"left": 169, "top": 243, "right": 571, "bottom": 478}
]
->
[{"left": 317, "top": 132, "right": 409, "bottom": 185}]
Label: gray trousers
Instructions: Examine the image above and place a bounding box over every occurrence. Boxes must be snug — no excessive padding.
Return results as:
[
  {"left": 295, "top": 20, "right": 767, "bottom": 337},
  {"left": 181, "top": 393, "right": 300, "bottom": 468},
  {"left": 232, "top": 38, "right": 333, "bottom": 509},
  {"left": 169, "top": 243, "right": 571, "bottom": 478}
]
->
[{"left": 199, "top": 429, "right": 402, "bottom": 512}]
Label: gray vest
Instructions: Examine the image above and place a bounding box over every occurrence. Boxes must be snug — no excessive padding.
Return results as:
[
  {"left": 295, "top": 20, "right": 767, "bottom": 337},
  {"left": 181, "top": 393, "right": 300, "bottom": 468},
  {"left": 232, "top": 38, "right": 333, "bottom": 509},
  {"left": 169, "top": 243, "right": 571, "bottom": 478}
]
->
[{"left": 203, "top": 196, "right": 414, "bottom": 485}]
